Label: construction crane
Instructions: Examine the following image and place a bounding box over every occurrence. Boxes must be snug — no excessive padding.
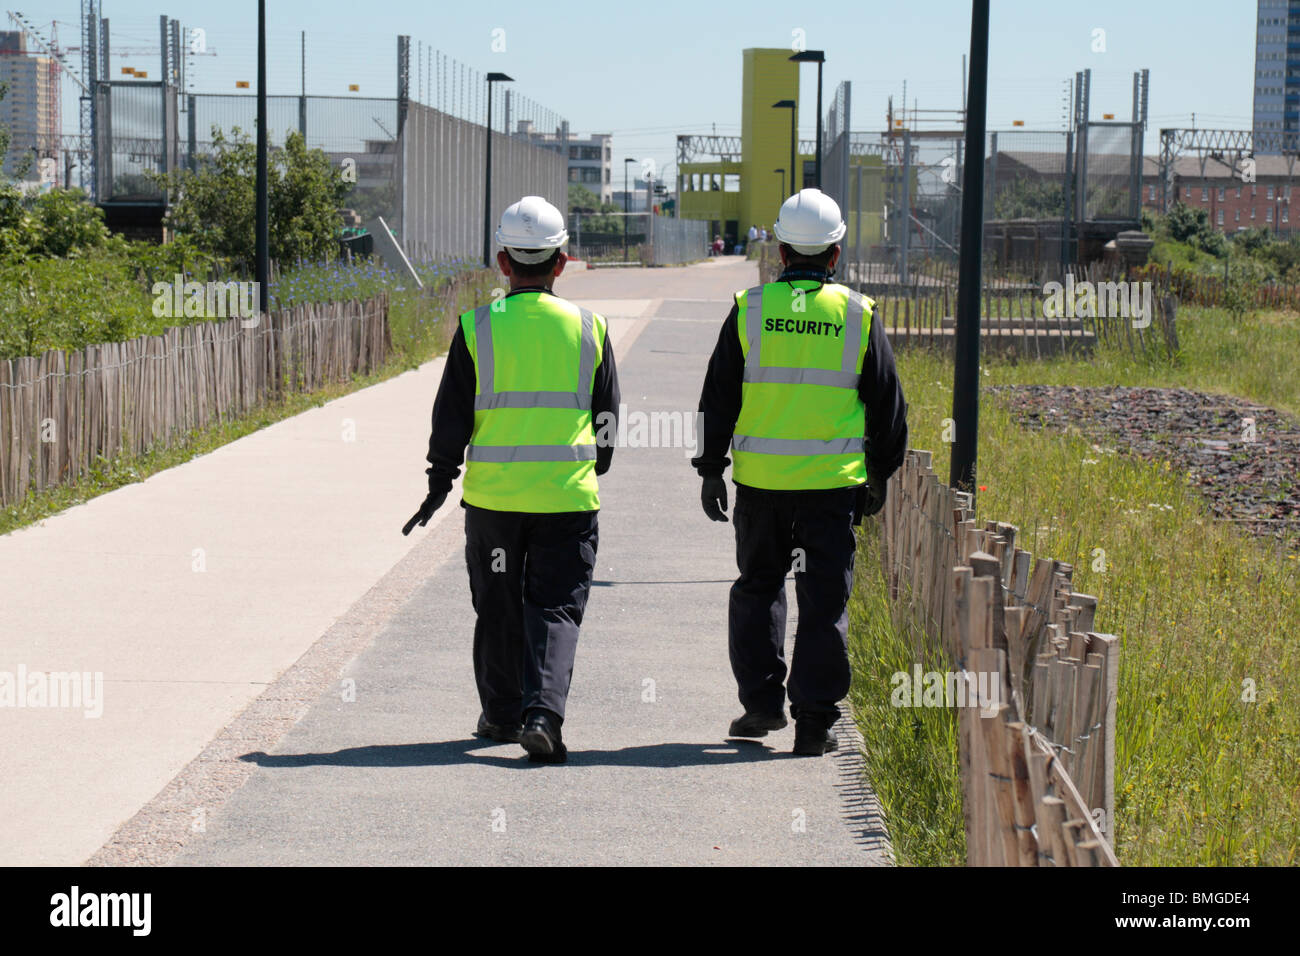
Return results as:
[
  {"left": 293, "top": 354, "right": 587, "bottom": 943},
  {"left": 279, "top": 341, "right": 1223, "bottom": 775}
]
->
[{"left": 11, "top": 8, "right": 216, "bottom": 196}]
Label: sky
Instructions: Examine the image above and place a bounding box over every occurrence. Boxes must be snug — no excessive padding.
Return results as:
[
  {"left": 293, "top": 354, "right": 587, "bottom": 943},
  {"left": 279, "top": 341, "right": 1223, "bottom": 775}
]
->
[{"left": 32, "top": 0, "right": 1257, "bottom": 190}]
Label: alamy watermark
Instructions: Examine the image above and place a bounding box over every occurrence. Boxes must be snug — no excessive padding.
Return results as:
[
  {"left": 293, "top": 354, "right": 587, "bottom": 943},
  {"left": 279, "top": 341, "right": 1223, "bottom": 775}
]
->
[
  {"left": 0, "top": 665, "right": 103, "bottom": 718},
  {"left": 1042, "top": 275, "right": 1152, "bottom": 329},
  {"left": 151, "top": 275, "right": 261, "bottom": 328},
  {"left": 594, "top": 405, "right": 699, "bottom": 457},
  {"left": 890, "top": 665, "right": 1002, "bottom": 717}
]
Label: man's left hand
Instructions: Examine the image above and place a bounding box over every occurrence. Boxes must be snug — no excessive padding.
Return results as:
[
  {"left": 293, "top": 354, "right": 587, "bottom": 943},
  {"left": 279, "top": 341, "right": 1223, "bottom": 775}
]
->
[{"left": 402, "top": 490, "right": 448, "bottom": 535}]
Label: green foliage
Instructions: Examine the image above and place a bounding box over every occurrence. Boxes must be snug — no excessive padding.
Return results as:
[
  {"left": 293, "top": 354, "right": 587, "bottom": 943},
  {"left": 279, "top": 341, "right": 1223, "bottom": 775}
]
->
[
  {"left": 856, "top": 333, "right": 1300, "bottom": 864},
  {"left": 0, "top": 233, "right": 228, "bottom": 360},
  {"left": 1163, "top": 203, "right": 1227, "bottom": 257},
  {"left": 568, "top": 183, "right": 602, "bottom": 213},
  {"left": 154, "top": 126, "right": 348, "bottom": 272},
  {"left": 568, "top": 182, "right": 622, "bottom": 233},
  {"left": 1165, "top": 202, "right": 1209, "bottom": 243},
  {"left": 848, "top": 552, "right": 965, "bottom": 865},
  {"left": 1231, "top": 226, "right": 1272, "bottom": 256},
  {"left": 993, "top": 178, "right": 1066, "bottom": 219},
  {"left": 0, "top": 188, "right": 110, "bottom": 260},
  {"left": 1146, "top": 207, "right": 1300, "bottom": 282},
  {"left": 0, "top": 250, "right": 144, "bottom": 358},
  {"left": 1222, "top": 261, "right": 1261, "bottom": 321},
  {"left": 21, "top": 188, "right": 110, "bottom": 258}
]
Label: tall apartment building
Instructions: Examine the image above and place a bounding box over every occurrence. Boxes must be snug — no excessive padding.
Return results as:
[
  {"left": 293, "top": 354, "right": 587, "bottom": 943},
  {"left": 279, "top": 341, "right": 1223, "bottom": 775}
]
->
[
  {"left": 1254, "top": 0, "right": 1300, "bottom": 152},
  {"left": 0, "top": 31, "right": 58, "bottom": 182},
  {"left": 518, "top": 122, "right": 612, "bottom": 204}
]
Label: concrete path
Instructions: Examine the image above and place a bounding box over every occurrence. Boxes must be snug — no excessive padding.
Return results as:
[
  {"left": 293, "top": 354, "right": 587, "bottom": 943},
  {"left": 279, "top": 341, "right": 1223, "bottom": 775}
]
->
[{"left": 1, "top": 257, "right": 890, "bottom": 866}]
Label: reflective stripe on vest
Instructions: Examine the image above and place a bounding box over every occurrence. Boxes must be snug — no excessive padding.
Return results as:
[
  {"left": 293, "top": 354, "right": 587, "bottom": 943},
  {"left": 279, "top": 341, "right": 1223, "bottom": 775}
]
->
[
  {"left": 462, "top": 293, "right": 604, "bottom": 512},
  {"left": 731, "top": 281, "right": 872, "bottom": 490},
  {"left": 471, "top": 305, "right": 597, "bottom": 411},
  {"left": 467, "top": 444, "right": 598, "bottom": 463},
  {"left": 732, "top": 435, "right": 865, "bottom": 456}
]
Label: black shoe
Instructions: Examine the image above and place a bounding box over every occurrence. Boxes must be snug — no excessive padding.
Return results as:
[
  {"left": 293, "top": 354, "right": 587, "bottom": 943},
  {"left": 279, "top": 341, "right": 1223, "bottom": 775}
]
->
[
  {"left": 728, "top": 710, "right": 788, "bottom": 738},
  {"left": 474, "top": 713, "right": 522, "bottom": 744},
  {"left": 792, "top": 716, "right": 838, "bottom": 756},
  {"left": 520, "top": 710, "right": 567, "bottom": 764}
]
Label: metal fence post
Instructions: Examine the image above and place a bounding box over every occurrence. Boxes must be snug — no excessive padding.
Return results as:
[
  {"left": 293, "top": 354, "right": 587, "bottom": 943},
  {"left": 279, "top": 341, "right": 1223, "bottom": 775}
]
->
[
  {"left": 901, "top": 127, "right": 911, "bottom": 285},
  {"left": 854, "top": 162, "right": 863, "bottom": 272}
]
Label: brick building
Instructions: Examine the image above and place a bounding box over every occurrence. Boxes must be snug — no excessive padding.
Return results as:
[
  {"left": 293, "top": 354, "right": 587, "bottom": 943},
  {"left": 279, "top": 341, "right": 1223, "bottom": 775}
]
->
[{"left": 1141, "top": 154, "right": 1297, "bottom": 233}]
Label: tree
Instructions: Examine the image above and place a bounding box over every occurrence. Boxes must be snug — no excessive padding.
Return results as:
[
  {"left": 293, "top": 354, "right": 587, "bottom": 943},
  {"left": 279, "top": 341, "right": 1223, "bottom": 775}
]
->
[
  {"left": 568, "top": 183, "right": 621, "bottom": 234},
  {"left": 153, "top": 126, "right": 349, "bottom": 273}
]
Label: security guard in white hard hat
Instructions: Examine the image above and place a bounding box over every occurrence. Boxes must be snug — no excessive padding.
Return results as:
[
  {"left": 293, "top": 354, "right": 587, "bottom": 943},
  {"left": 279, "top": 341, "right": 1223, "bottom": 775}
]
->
[
  {"left": 691, "top": 188, "right": 909, "bottom": 755},
  {"left": 404, "top": 195, "right": 620, "bottom": 764}
]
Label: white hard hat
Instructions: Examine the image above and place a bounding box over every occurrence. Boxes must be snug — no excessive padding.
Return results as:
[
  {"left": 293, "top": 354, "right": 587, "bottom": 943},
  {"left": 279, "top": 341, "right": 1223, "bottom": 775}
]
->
[
  {"left": 772, "top": 188, "right": 847, "bottom": 255},
  {"left": 495, "top": 195, "right": 569, "bottom": 263}
]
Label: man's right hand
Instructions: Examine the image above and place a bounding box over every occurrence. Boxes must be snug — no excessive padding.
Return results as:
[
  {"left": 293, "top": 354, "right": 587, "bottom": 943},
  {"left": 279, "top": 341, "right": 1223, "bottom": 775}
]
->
[{"left": 700, "top": 476, "right": 729, "bottom": 522}]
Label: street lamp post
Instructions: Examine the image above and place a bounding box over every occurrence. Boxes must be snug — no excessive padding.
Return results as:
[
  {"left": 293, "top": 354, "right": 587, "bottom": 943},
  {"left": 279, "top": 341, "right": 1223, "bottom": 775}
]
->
[
  {"left": 773, "top": 100, "right": 796, "bottom": 194},
  {"left": 483, "top": 72, "right": 513, "bottom": 268},
  {"left": 789, "top": 50, "right": 825, "bottom": 188},
  {"left": 950, "top": 0, "right": 990, "bottom": 498},
  {"left": 774, "top": 167, "right": 785, "bottom": 208},
  {"left": 255, "top": 0, "right": 268, "bottom": 318},
  {"left": 623, "top": 157, "right": 636, "bottom": 262}
]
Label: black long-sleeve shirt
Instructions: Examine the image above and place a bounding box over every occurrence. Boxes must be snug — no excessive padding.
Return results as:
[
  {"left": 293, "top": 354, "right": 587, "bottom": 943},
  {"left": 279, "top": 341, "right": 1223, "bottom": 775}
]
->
[
  {"left": 690, "top": 267, "right": 908, "bottom": 486},
  {"left": 424, "top": 285, "right": 620, "bottom": 497}
]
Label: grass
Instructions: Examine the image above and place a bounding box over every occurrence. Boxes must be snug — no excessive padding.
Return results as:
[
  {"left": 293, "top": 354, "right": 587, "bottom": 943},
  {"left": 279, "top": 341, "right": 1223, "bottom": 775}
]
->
[
  {"left": 982, "top": 304, "right": 1300, "bottom": 418},
  {"left": 849, "top": 311, "right": 1300, "bottom": 866},
  {"left": 1, "top": 266, "right": 496, "bottom": 537},
  {"left": 848, "top": 555, "right": 965, "bottom": 866}
]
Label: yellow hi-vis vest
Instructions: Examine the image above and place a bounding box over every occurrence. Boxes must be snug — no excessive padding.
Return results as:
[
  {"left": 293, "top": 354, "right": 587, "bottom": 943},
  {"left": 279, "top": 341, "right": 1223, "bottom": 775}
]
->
[
  {"left": 731, "top": 280, "right": 873, "bottom": 490},
  {"left": 460, "top": 291, "right": 608, "bottom": 513}
]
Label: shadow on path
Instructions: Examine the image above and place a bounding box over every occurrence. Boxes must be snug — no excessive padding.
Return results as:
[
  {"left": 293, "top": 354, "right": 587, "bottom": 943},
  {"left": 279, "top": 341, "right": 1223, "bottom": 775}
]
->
[
  {"left": 239, "top": 739, "right": 786, "bottom": 770},
  {"left": 590, "top": 579, "right": 735, "bottom": 587}
]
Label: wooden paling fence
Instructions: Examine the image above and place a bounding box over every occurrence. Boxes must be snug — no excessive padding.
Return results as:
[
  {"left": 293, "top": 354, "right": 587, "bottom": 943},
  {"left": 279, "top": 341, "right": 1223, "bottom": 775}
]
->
[
  {"left": 1131, "top": 260, "right": 1300, "bottom": 312},
  {"left": 0, "top": 294, "right": 391, "bottom": 508},
  {"left": 880, "top": 449, "right": 1121, "bottom": 866}
]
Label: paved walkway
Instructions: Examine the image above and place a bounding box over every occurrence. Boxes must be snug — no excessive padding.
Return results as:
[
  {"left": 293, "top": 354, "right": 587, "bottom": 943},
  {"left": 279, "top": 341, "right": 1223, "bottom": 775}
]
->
[{"left": 1, "top": 257, "right": 890, "bottom": 866}]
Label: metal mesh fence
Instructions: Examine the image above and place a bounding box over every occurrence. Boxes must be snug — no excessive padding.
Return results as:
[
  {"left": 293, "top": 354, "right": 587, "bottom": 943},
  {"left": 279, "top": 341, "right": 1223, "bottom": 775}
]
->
[
  {"left": 181, "top": 93, "right": 403, "bottom": 230},
  {"left": 95, "top": 81, "right": 172, "bottom": 201},
  {"left": 568, "top": 211, "right": 644, "bottom": 262},
  {"left": 83, "top": 35, "right": 570, "bottom": 266},
  {"left": 407, "top": 44, "right": 565, "bottom": 137},
  {"left": 1080, "top": 122, "right": 1140, "bottom": 220},
  {"left": 647, "top": 216, "right": 709, "bottom": 265},
  {"left": 399, "top": 101, "right": 566, "bottom": 263},
  {"left": 984, "top": 129, "right": 1072, "bottom": 273},
  {"left": 987, "top": 130, "right": 1070, "bottom": 219}
]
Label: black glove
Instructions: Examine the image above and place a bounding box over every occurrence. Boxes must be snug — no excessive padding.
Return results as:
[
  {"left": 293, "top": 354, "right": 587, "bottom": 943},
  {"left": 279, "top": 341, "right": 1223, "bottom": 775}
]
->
[
  {"left": 700, "top": 476, "right": 729, "bottom": 522},
  {"left": 861, "top": 478, "right": 886, "bottom": 519},
  {"left": 402, "top": 489, "right": 448, "bottom": 535}
]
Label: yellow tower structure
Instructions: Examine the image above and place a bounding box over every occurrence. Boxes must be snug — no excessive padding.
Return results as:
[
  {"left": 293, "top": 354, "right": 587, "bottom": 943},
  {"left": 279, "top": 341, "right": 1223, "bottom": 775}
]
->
[{"left": 740, "top": 48, "right": 801, "bottom": 233}]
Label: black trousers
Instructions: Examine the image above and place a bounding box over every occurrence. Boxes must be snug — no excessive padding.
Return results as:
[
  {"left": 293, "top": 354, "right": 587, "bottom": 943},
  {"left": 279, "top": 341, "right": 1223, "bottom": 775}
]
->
[
  {"left": 464, "top": 503, "right": 598, "bottom": 726},
  {"left": 729, "top": 483, "right": 858, "bottom": 727}
]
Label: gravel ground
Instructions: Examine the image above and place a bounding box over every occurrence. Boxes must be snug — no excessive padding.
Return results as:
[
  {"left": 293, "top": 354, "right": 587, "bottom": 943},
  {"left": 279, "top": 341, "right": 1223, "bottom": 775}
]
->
[{"left": 989, "top": 385, "right": 1300, "bottom": 548}]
